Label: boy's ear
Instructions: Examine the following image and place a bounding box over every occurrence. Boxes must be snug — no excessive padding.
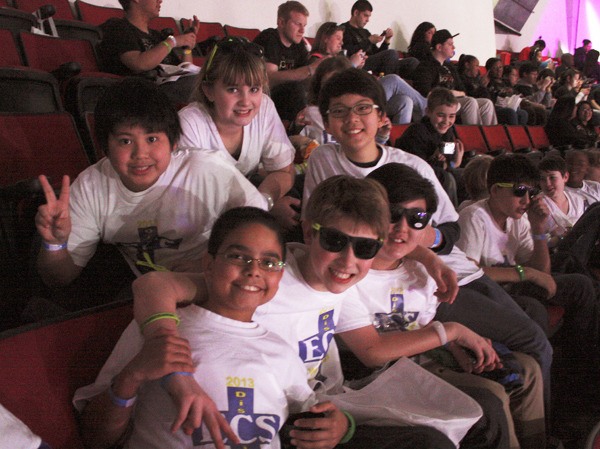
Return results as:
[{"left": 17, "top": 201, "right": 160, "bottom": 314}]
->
[
  {"left": 301, "top": 220, "right": 314, "bottom": 245},
  {"left": 200, "top": 252, "right": 214, "bottom": 273},
  {"left": 564, "top": 172, "right": 569, "bottom": 183},
  {"left": 171, "top": 142, "right": 177, "bottom": 153}
]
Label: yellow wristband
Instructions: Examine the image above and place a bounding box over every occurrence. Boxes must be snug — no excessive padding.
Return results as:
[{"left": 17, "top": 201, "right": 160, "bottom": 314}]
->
[
  {"left": 514, "top": 264, "right": 526, "bottom": 282},
  {"left": 161, "top": 40, "right": 172, "bottom": 52},
  {"left": 183, "top": 48, "right": 192, "bottom": 55},
  {"left": 140, "top": 312, "right": 180, "bottom": 334}
]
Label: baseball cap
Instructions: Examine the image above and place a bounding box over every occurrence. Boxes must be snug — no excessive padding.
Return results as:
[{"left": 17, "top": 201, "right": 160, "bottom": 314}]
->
[{"left": 431, "top": 29, "right": 459, "bottom": 48}]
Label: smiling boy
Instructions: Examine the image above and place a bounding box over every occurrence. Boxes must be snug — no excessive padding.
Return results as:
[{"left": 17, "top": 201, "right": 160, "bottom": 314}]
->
[{"left": 35, "top": 78, "right": 266, "bottom": 292}]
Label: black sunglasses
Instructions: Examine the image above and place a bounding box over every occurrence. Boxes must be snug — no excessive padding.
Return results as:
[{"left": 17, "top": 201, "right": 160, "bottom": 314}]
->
[
  {"left": 312, "top": 223, "right": 383, "bottom": 259},
  {"left": 389, "top": 206, "right": 431, "bottom": 229},
  {"left": 205, "top": 37, "right": 264, "bottom": 72},
  {"left": 495, "top": 183, "right": 541, "bottom": 198}
]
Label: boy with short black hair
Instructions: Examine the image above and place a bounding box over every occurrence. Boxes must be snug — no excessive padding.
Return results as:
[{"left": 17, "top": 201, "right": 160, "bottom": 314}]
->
[
  {"left": 565, "top": 149, "right": 600, "bottom": 201},
  {"left": 35, "top": 78, "right": 266, "bottom": 295}
]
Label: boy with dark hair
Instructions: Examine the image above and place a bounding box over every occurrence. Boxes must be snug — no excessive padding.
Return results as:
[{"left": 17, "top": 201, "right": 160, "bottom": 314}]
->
[
  {"left": 457, "top": 154, "right": 600, "bottom": 370},
  {"left": 565, "top": 149, "right": 600, "bottom": 201},
  {"left": 514, "top": 62, "right": 554, "bottom": 108},
  {"left": 35, "top": 78, "right": 266, "bottom": 295},
  {"left": 304, "top": 68, "right": 554, "bottom": 414},
  {"left": 98, "top": 0, "right": 199, "bottom": 104},
  {"left": 341, "top": 0, "right": 418, "bottom": 78}
]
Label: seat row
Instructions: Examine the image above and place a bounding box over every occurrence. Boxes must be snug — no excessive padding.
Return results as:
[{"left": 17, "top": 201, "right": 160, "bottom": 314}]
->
[{"left": 390, "top": 124, "right": 600, "bottom": 155}]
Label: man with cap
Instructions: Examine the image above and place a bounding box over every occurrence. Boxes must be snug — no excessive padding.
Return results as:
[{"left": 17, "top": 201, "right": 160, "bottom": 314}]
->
[{"left": 410, "top": 29, "right": 497, "bottom": 126}]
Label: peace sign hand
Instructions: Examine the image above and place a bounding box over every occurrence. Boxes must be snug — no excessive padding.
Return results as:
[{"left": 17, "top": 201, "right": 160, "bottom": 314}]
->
[{"left": 35, "top": 175, "right": 71, "bottom": 245}]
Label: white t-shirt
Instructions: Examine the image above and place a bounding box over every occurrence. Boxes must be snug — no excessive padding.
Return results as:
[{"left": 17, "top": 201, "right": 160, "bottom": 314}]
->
[
  {"left": 302, "top": 143, "right": 484, "bottom": 284},
  {"left": 68, "top": 149, "right": 266, "bottom": 275},
  {"left": 254, "top": 244, "right": 356, "bottom": 395},
  {"left": 541, "top": 190, "right": 589, "bottom": 236},
  {"left": 336, "top": 259, "right": 439, "bottom": 334},
  {"left": 457, "top": 200, "right": 533, "bottom": 267},
  {"left": 565, "top": 180, "right": 600, "bottom": 202},
  {"left": 74, "top": 306, "right": 315, "bottom": 449},
  {"left": 299, "top": 105, "right": 337, "bottom": 145},
  {"left": 178, "top": 95, "right": 295, "bottom": 176}
]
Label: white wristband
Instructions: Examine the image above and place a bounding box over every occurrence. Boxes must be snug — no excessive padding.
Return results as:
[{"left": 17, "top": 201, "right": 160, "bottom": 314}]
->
[
  {"left": 42, "top": 241, "right": 67, "bottom": 251},
  {"left": 262, "top": 192, "right": 274, "bottom": 211},
  {"left": 431, "top": 321, "right": 447, "bottom": 346},
  {"left": 167, "top": 35, "right": 177, "bottom": 47}
]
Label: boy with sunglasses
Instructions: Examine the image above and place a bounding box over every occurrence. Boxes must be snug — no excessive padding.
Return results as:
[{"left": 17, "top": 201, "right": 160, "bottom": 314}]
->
[
  {"left": 457, "top": 154, "right": 600, "bottom": 370},
  {"left": 88, "top": 176, "right": 457, "bottom": 449},
  {"left": 303, "top": 68, "right": 554, "bottom": 409},
  {"left": 333, "top": 163, "right": 545, "bottom": 449}
]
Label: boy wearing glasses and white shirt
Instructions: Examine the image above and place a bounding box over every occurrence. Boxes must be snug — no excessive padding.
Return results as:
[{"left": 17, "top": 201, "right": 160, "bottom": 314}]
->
[{"left": 456, "top": 154, "right": 600, "bottom": 366}]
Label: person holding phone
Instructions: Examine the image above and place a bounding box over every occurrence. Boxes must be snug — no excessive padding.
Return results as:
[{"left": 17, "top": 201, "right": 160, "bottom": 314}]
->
[
  {"left": 395, "top": 87, "right": 465, "bottom": 206},
  {"left": 341, "top": 0, "right": 419, "bottom": 78}
]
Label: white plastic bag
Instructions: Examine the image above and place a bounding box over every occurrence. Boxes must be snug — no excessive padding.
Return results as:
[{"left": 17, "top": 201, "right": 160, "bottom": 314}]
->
[{"left": 321, "top": 357, "right": 482, "bottom": 447}]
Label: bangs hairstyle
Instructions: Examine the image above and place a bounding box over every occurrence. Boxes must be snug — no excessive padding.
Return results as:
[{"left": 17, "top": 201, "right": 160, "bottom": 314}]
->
[
  {"left": 463, "top": 155, "right": 493, "bottom": 201},
  {"left": 308, "top": 55, "right": 351, "bottom": 104},
  {"left": 197, "top": 49, "right": 268, "bottom": 107},
  {"left": 487, "top": 154, "right": 539, "bottom": 191},
  {"left": 538, "top": 155, "right": 567, "bottom": 175},
  {"left": 207, "top": 207, "right": 286, "bottom": 261},
  {"left": 427, "top": 87, "right": 459, "bottom": 111},
  {"left": 318, "top": 68, "right": 385, "bottom": 122},
  {"left": 94, "top": 77, "right": 181, "bottom": 154},
  {"left": 367, "top": 163, "right": 438, "bottom": 214},
  {"left": 304, "top": 175, "right": 390, "bottom": 240}
]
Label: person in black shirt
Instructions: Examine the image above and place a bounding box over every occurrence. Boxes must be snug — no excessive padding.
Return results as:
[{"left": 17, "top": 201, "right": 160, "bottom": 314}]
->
[{"left": 341, "top": 0, "right": 418, "bottom": 78}]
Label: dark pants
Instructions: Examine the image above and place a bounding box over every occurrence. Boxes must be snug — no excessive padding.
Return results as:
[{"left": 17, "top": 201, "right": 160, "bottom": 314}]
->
[
  {"left": 341, "top": 425, "right": 455, "bottom": 449},
  {"left": 435, "top": 275, "right": 553, "bottom": 409},
  {"left": 363, "top": 49, "right": 419, "bottom": 78}
]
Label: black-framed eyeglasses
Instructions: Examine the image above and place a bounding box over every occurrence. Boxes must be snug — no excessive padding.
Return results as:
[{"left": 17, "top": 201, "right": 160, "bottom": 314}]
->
[
  {"left": 326, "top": 103, "right": 380, "bottom": 119},
  {"left": 495, "top": 182, "right": 541, "bottom": 198},
  {"left": 312, "top": 223, "right": 383, "bottom": 260},
  {"left": 217, "top": 252, "right": 285, "bottom": 272},
  {"left": 389, "top": 206, "right": 431, "bottom": 229},
  {"left": 205, "top": 37, "right": 264, "bottom": 72}
]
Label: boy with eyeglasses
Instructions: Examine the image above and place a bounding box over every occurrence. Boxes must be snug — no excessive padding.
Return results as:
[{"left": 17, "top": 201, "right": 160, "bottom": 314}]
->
[
  {"left": 457, "top": 154, "right": 600, "bottom": 369},
  {"left": 302, "top": 68, "right": 553, "bottom": 411},
  {"left": 79, "top": 176, "right": 458, "bottom": 449}
]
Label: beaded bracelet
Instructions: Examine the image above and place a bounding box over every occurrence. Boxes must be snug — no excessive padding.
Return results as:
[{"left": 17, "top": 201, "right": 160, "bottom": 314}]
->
[
  {"left": 532, "top": 233, "right": 548, "bottom": 241},
  {"left": 514, "top": 264, "right": 526, "bottom": 282},
  {"left": 339, "top": 411, "right": 356, "bottom": 444},
  {"left": 140, "top": 312, "right": 180, "bottom": 334}
]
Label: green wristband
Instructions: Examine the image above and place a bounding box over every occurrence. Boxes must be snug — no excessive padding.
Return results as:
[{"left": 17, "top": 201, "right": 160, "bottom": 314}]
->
[
  {"left": 140, "top": 312, "right": 180, "bottom": 334},
  {"left": 339, "top": 410, "right": 356, "bottom": 444},
  {"left": 514, "top": 264, "right": 526, "bottom": 282}
]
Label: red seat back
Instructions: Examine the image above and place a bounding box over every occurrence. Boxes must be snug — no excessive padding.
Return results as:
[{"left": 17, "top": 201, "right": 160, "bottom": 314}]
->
[
  {"left": 0, "top": 28, "right": 23, "bottom": 66},
  {"left": 20, "top": 31, "right": 100, "bottom": 72},
  {"left": 455, "top": 125, "right": 489, "bottom": 154},
  {"left": 390, "top": 124, "right": 410, "bottom": 146},
  {"left": 184, "top": 19, "right": 225, "bottom": 43},
  {"left": 149, "top": 15, "right": 179, "bottom": 33},
  {"left": 482, "top": 125, "right": 513, "bottom": 152},
  {"left": 526, "top": 126, "right": 551, "bottom": 149},
  {"left": 0, "top": 112, "right": 90, "bottom": 187},
  {"left": 224, "top": 24, "right": 260, "bottom": 41},
  {"left": 505, "top": 125, "right": 533, "bottom": 151},
  {"left": 75, "top": 0, "right": 122, "bottom": 26},
  {"left": 15, "top": 0, "right": 75, "bottom": 19},
  {"left": 0, "top": 303, "right": 132, "bottom": 449}
]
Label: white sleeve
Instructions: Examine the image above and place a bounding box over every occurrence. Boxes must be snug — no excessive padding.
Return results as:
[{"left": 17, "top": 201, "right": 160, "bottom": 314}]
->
[
  {"left": 178, "top": 105, "right": 204, "bottom": 149},
  {"left": 301, "top": 146, "right": 330, "bottom": 218},
  {"left": 258, "top": 96, "right": 295, "bottom": 172},
  {"left": 72, "top": 321, "right": 143, "bottom": 411},
  {"left": 456, "top": 208, "right": 486, "bottom": 265},
  {"left": 515, "top": 217, "right": 534, "bottom": 264},
  {"left": 335, "top": 289, "right": 373, "bottom": 334}
]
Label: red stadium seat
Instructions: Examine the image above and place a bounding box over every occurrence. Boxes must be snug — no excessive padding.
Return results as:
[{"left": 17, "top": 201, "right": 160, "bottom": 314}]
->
[
  {"left": 482, "top": 125, "right": 513, "bottom": 153},
  {"left": 224, "top": 24, "right": 260, "bottom": 41},
  {"left": 75, "top": 0, "right": 122, "bottom": 26},
  {"left": 15, "top": 0, "right": 74, "bottom": 20},
  {"left": 390, "top": 124, "right": 410, "bottom": 146},
  {"left": 505, "top": 125, "right": 533, "bottom": 151},
  {"left": 526, "top": 126, "right": 551, "bottom": 150},
  {"left": 149, "top": 15, "right": 179, "bottom": 34},
  {"left": 0, "top": 67, "right": 62, "bottom": 113},
  {"left": 0, "top": 28, "right": 23, "bottom": 66},
  {"left": 455, "top": 125, "right": 489, "bottom": 154}
]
